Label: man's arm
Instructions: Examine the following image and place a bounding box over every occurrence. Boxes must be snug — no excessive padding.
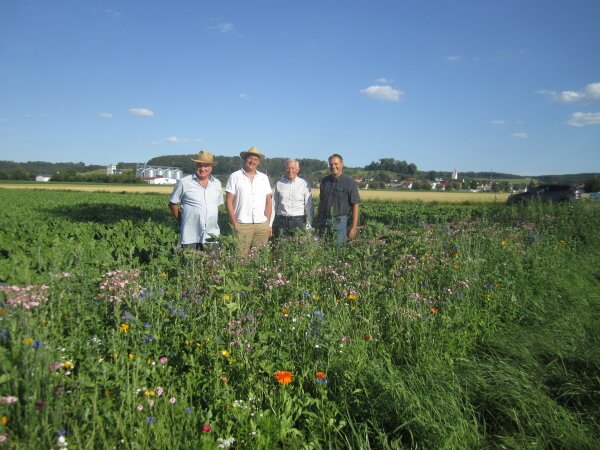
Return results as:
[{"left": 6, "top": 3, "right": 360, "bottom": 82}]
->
[
  {"left": 265, "top": 193, "right": 273, "bottom": 233},
  {"left": 225, "top": 192, "right": 237, "bottom": 226},
  {"left": 348, "top": 203, "right": 359, "bottom": 238},
  {"left": 168, "top": 202, "right": 181, "bottom": 222}
]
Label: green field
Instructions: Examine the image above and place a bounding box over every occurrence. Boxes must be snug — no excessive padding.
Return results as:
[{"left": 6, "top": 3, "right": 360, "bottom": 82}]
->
[{"left": 1, "top": 189, "right": 599, "bottom": 448}]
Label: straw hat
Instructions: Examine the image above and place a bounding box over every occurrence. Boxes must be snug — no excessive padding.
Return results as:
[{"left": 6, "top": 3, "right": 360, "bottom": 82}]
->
[
  {"left": 191, "top": 151, "right": 217, "bottom": 165},
  {"left": 239, "top": 146, "right": 265, "bottom": 160}
]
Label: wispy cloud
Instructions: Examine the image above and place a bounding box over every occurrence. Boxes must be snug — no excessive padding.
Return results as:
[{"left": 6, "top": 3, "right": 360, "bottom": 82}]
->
[
  {"left": 360, "top": 85, "right": 404, "bottom": 102},
  {"left": 445, "top": 55, "right": 462, "bottom": 62},
  {"left": 209, "top": 19, "right": 234, "bottom": 33},
  {"left": 375, "top": 77, "right": 394, "bottom": 83},
  {"left": 491, "top": 120, "right": 506, "bottom": 125},
  {"left": 510, "top": 132, "right": 529, "bottom": 139},
  {"left": 105, "top": 9, "right": 121, "bottom": 17},
  {"left": 567, "top": 112, "right": 600, "bottom": 127},
  {"left": 165, "top": 136, "right": 189, "bottom": 143},
  {"left": 129, "top": 108, "right": 154, "bottom": 117},
  {"left": 98, "top": 112, "right": 113, "bottom": 119},
  {"left": 239, "top": 93, "right": 251, "bottom": 101},
  {"left": 537, "top": 82, "right": 600, "bottom": 104}
]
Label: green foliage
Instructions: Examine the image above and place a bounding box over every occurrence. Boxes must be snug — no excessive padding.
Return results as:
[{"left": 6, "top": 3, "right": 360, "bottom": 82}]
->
[
  {"left": 584, "top": 178, "right": 600, "bottom": 192},
  {"left": 1, "top": 189, "right": 599, "bottom": 448}
]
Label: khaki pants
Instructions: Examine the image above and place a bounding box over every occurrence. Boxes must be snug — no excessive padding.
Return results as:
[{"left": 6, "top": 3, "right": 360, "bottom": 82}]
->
[{"left": 235, "top": 222, "right": 270, "bottom": 253}]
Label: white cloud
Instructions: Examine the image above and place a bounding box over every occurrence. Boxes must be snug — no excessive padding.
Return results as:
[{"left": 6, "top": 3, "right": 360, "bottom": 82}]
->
[
  {"left": 537, "top": 82, "right": 600, "bottom": 104},
  {"left": 165, "top": 136, "right": 189, "bottom": 143},
  {"left": 375, "top": 77, "right": 394, "bottom": 83},
  {"left": 360, "top": 85, "right": 404, "bottom": 102},
  {"left": 491, "top": 120, "right": 506, "bottom": 125},
  {"left": 510, "top": 132, "right": 529, "bottom": 139},
  {"left": 105, "top": 9, "right": 121, "bottom": 17},
  {"left": 209, "top": 20, "right": 234, "bottom": 33},
  {"left": 239, "top": 93, "right": 251, "bottom": 100},
  {"left": 98, "top": 112, "right": 113, "bottom": 119},
  {"left": 567, "top": 112, "right": 600, "bottom": 127},
  {"left": 445, "top": 55, "right": 462, "bottom": 62},
  {"left": 129, "top": 108, "right": 154, "bottom": 117}
]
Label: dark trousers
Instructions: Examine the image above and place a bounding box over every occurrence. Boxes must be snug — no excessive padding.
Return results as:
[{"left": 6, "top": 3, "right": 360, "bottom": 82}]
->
[{"left": 273, "top": 215, "right": 306, "bottom": 237}]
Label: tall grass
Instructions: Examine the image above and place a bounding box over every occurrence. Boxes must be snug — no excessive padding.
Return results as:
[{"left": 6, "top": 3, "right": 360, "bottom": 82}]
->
[{"left": 0, "top": 189, "right": 599, "bottom": 448}]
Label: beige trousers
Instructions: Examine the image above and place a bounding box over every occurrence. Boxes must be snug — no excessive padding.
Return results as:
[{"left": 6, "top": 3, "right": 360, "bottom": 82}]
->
[{"left": 234, "top": 222, "right": 270, "bottom": 253}]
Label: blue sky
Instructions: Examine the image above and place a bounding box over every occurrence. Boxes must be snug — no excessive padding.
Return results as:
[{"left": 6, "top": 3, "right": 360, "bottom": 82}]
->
[{"left": 1, "top": 0, "right": 599, "bottom": 175}]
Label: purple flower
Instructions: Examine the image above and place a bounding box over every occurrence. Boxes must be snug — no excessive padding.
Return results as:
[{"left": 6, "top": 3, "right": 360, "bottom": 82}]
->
[{"left": 146, "top": 417, "right": 156, "bottom": 424}]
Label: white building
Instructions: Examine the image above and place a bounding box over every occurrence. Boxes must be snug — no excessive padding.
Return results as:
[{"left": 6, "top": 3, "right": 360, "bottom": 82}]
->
[{"left": 35, "top": 175, "right": 51, "bottom": 182}]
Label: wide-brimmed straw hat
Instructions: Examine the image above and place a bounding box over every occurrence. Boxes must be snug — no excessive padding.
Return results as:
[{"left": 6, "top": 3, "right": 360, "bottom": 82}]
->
[
  {"left": 191, "top": 151, "right": 217, "bottom": 165},
  {"left": 239, "top": 146, "right": 265, "bottom": 160}
]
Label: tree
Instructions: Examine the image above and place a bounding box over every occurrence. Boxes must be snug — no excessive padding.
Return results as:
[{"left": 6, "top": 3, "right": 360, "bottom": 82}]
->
[{"left": 584, "top": 178, "right": 600, "bottom": 192}]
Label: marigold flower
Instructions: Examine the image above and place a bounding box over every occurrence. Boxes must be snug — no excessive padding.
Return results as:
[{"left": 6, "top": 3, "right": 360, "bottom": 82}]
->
[
  {"left": 347, "top": 295, "right": 357, "bottom": 300},
  {"left": 274, "top": 371, "right": 293, "bottom": 385},
  {"left": 119, "top": 323, "right": 129, "bottom": 333},
  {"left": 315, "top": 372, "right": 326, "bottom": 379},
  {"left": 430, "top": 308, "right": 439, "bottom": 313},
  {"left": 1, "top": 416, "right": 7, "bottom": 425}
]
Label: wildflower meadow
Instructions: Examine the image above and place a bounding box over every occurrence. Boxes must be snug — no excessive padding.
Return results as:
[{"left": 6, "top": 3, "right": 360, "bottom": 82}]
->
[{"left": 1, "top": 188, "right": 599, "bottom": 448}]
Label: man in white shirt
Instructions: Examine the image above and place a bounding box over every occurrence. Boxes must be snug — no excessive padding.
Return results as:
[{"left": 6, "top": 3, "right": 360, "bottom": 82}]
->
[
  {"left": 273, "top": 159, "right": 314, "bottom": 237},
  {"left": 169, "top": 151, "right": 223, "bottom": 252},
  {"left": 225, "top": 146, "right": 273, "bottom": 253}
]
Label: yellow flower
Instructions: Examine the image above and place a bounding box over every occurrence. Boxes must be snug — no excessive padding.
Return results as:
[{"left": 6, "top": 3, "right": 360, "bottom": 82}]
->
[
  {"left": 220, "top": 350, "right": 230, "bottom": 357},
  {"left": 119, "top": 323, "right": 129, "bottom": 333},
  {"left": 128, "top": 353, "right": 134, "bottom": 359},
  {"left": 110, "top": 353, "right": 119, "bottom": 359},
  {"left": 64, "top": 361, "right": 75, "bottom": 369},
  {"left": 22, "top": 338, "right": 34, "bottom": 345},
  {"left": 144, "top": 390, "right": 156, "bottom": 396},
  {"left": 1, "top": 415, "right": 7, "bottom": 425},
  {"left": 453, "top": 264, "right": 460, "bottom": 269},
  {"left": 103, "top": 390, "right": 110, "bottom": 396},
  {"left": 159, "top": 273, "right": 167, "bottom": 277},
  {"left": 224, "top": 294, "right": 231, "bottom": 301},
  {"left": 501, "top": 240, "right": 507, "bottom": 245},
  {"left": 347, "top": 294, "right": 357, "bottom": 300}
]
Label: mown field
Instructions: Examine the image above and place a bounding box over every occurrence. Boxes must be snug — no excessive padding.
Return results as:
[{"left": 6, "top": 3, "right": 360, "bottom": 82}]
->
[
  {"left": 0, "top": 182, "right": 509, "bottom": 203},
  {"left": 1, "top": 188, "right": 599, "bottom": 448}
]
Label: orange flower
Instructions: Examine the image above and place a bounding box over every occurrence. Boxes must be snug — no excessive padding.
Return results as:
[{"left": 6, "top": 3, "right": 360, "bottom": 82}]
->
[
  {"left": 274, "top": 371, "right": 293, "bottom": 385},
  {"left": 315, "top": 372, "right": 326, "bottom": 379}
]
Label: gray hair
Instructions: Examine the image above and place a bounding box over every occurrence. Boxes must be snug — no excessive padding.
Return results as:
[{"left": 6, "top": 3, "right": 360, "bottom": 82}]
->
[{"left": 285, "top": 158, "right": 300, "bottom": 168}]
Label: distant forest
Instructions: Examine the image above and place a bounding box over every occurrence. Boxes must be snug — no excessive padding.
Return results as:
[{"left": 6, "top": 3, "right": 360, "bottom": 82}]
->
[{"left": 1, "top": 157, "right": 598, "bottom": 187}]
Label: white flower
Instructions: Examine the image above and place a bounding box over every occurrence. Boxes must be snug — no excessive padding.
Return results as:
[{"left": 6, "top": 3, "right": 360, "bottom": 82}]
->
[{"left": 57, "top": 435, "right": 69, "bottom": 448}]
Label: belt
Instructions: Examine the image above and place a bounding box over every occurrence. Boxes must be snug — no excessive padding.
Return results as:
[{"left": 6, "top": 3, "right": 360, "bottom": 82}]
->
[{"left": 276, "top": 215, "right": 305, "bottom": 221}]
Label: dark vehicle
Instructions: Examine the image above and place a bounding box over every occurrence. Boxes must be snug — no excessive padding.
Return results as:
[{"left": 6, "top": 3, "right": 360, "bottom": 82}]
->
[{"left": 507, "top": 184, "right": 579, "bottom": 205}]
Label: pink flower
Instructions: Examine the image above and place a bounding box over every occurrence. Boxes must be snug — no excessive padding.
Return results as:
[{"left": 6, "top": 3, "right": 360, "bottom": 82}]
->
[
  {"left": 136, "top": 405, "right": 144, "bottom": 411},
  {"left": 1, "top": 396, "right": 18, "bottom": 404},
  {"left": 169, "top": 397, "right": 177, "bottom": 404},
  {"left": 155, "top": 387, "right": 164, "bottom": 396},
  {"left": 202, "top": 425, "right": 211, "bottom": 432},
  {"left": 158, "top": 356, "right": 168, "bottom": 365}
]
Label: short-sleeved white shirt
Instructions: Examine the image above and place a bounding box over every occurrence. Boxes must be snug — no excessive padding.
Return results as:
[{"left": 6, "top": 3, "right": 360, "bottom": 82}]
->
[
  {"left": 169, "top": 174, "right": 223, "bottom": 244},
  {"left": 225, "top": 169, "right": 272, "bottom": 224}
]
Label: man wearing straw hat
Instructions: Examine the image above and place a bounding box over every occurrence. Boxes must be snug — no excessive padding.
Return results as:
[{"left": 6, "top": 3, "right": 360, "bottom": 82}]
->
[
  {"left": 168, "top": 151, "right": 223, "bottom": 252},
  {"left": 225, "top": 146, "right": 273, "bottom": 253}
]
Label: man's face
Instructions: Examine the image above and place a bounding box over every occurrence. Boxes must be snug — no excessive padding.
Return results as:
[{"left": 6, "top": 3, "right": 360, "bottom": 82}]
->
[
  {"left": 195, "top": 163, "right": 212, "bottom": 180},
  {"left": 243, "top": 155, "right": 261, "bottom": 172},
  {"left": 285, "top": 162, "right": 300, "bottom": 181},
  {"left": 328, "top": 157, "right": 344, "bottom": 178}
]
